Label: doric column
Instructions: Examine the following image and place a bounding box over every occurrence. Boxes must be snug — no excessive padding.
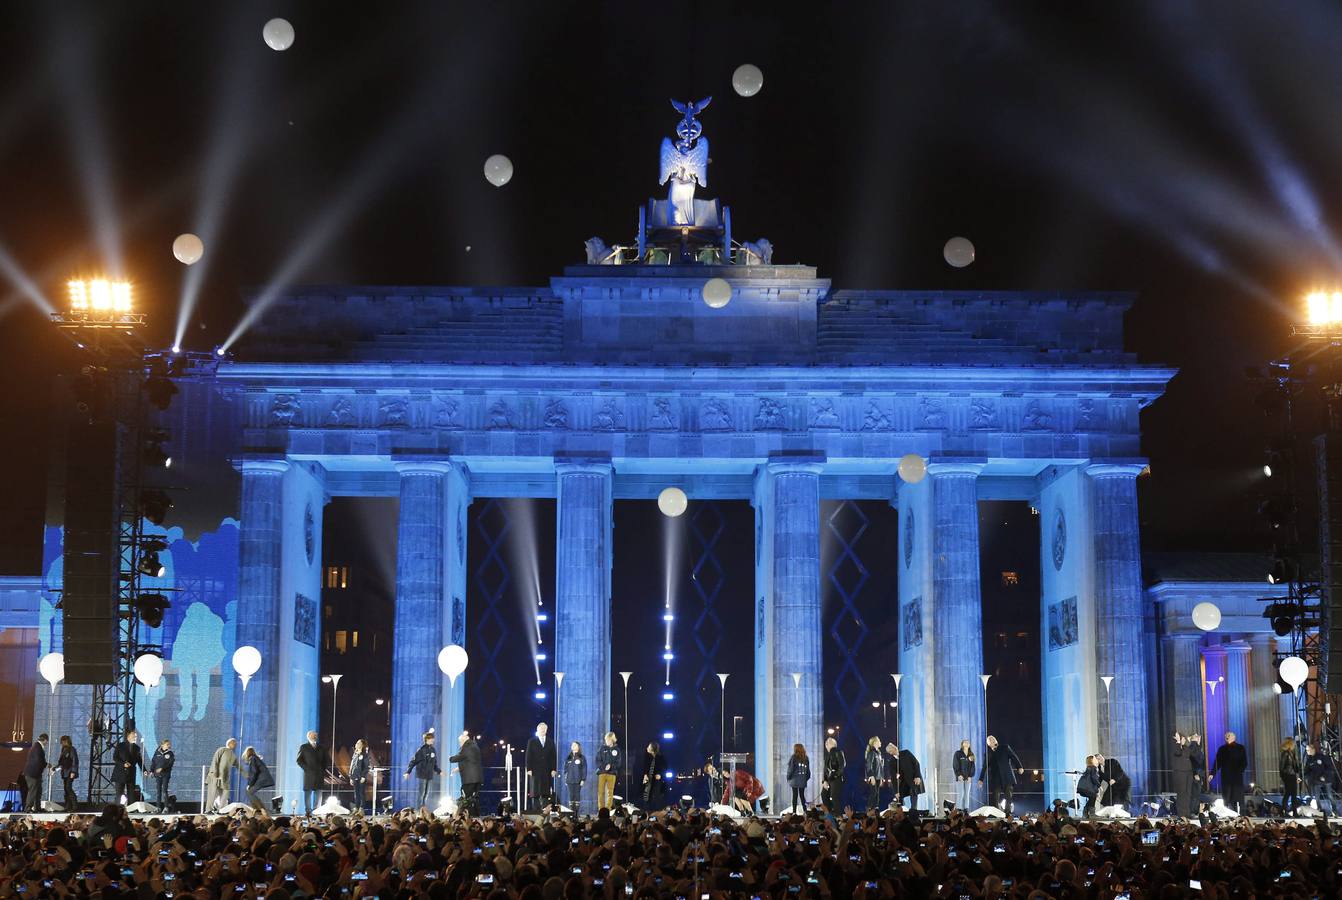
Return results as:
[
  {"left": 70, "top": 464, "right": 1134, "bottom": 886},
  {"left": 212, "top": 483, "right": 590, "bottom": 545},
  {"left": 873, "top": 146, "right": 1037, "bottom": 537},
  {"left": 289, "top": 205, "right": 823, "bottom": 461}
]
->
[
  {"left": 1163, "top": 633, "right": 1205, "bottom": 739},
  {"left": 1086, "top": 462, "right": 1151, "bottom": 795},
  {"left": 554, "top": 457, "right": 614, "bottom": 775},
  {"left": 1249, "top": 634, "right": 1282, "bottom": 790},
  {"left": 233, "top": 460, "right": 289, "bottom": 774},
  {"left": 391, "top": 460, "right": 468, "bottom": 808},
  {"left": 1202, "top": 644, "right": 1228, "bottom": 747},
  {"left": 1224, "top": 642, "right": 1252, "bottom": 784},
  {"left": 929, "top": 461, "right": 986, "bottom": 807}
]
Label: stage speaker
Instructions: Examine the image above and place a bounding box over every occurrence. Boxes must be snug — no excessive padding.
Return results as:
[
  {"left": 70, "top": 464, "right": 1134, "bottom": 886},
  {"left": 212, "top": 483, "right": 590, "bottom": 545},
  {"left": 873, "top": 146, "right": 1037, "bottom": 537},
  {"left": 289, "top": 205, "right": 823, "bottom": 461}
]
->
[{"left": 61, "top": 420, "right": 120, "bottom": 684}]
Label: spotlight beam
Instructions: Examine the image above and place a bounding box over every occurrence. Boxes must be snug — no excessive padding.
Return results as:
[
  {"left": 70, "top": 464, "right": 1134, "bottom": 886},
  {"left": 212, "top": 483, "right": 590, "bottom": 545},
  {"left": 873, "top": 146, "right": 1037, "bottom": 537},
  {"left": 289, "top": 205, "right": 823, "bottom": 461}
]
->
[{"left": 0, "top": 242, "right": 54, "bottom": 315}]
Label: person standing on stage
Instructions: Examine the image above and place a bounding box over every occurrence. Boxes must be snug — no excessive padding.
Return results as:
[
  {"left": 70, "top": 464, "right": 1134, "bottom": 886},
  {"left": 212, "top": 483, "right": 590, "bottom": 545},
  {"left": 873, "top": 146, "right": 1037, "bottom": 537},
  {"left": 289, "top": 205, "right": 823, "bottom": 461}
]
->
[
  {"left": 887, "top": 743, "right": 924, "bottom": 814},
  {"left": 1280, "top": 737, "right": 1301, "bottom": 816},
  {"left": 1077, "top": 755, "right": 1105, "bottom": 817},
  {"left": 1095, "top": 753, "right": 1130, "bottom": 810},
  {"left": 1305, "top": 743, "right": 1337, "bottom": 816},
  {"left": 297, "top": 730, "right": 330, "bottom": 814},
  {"left": 403, "top": 731, "right": 440, "bottom": 810},
  {"left": 641, "top": 741, "right": 667, "bottom": 810},
  {"left": 242, "top": 746, "right": 275, "bottom": 813},
  {"left": 1171, "top": 732, "right": 1198, "bottom": 817},
  {"left": 22, "top": 733, "right": 49, "bottom": 812},
  {"left": 111, "top": 730, "right": 144, "bottom": 804},
  {"left": 1211, "top": 731, "right": 1249, "bottom": 813},
  {"left": 821, "top": 737, "right": 846, "bottom": 812},
  {"left": 953, "top": 739, "right": 976, "bottom": 811},
  {"left": 979, "top": 734, "right": 1024, "bottom": 814},
  {"left": 348, "top": 739, "right": 373, "bottom": 814},
  {"left": 207, "top": 738, "right": 238, "bottom": 810},
  {"left": 704, "top": 761, "right": 725, "bottom": 808},
  {"left": 525, "top": 722, "right": 558, "bottom": 810},
  {"left": 786, "top": 743, "right": 811, "bottom": 814},
  {"left": 863, "top": 736, "right": 883, "bottom": 812},
  {"left": 564, "top": 740, "right": 588, "bottom": 814},
  {"left": 595, "top": 732, "right": 622, "bottom": 811},
  {"left": 1187, "top": 732, "right": 1207, "bottom": 809},
  {"left": 449, "top": 730, "right": 482, "bottom": 816},
  {"left": 57, "top": 736, "right": 78, "bottom": 812},
  {"left": 149, "top": 739, "right": 175, "bottom": 811}
]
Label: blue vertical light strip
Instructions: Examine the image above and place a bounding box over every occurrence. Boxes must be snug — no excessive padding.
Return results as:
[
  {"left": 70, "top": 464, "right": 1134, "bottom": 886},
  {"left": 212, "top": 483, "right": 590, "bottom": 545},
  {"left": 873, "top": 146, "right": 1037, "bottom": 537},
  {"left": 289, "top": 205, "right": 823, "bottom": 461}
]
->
[
  {"left": 689, "top": 501, "right": 727, "bottom": 764},
  {"left": 470, "top": 498, "right": 513, "bottom": 739},
  {"left": 824, "top": 500, "right": 872, "bottom": 806}
]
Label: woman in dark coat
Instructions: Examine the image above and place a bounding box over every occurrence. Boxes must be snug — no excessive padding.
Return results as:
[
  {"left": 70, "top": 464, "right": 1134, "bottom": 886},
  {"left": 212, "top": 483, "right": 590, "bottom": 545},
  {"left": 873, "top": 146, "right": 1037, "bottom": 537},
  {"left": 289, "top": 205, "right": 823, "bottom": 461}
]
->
[
  {"left": 641, "top": 742, "right": 667, "bottom": 809},
  {"left": 863, "top": 737, "right": 884, "bottom": 812},
  {"left": 564, "top": 741, "right": 588, "bottom": 813},
  {"left": 57, "top": 736, "right": 79, "bottom": 812},
  {"left": 1077, "top": 755, "right": 1104, "bottom": 817},
  {"left": 348, "top": 739, "right": 372, "bottom": 813},
  {"left": 1171, "top": 731, "right": 1198, "bottom": 817},
  {"left": 786, "top": 744, "right": 811, "bottom": 813},
  {"left": 243, "top": 746, "right": 275, "bottom": 812},
  {"left": 1280, "top": 737, "right": 1301, "bottom": 815},
  {"left": 952, "top": 739, "right": 975, "bottom": 811}
]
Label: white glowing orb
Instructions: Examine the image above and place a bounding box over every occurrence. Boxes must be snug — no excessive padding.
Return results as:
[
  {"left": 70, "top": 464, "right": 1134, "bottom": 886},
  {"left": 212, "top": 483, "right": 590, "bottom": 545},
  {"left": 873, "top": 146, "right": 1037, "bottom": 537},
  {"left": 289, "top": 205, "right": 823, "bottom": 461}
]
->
[
  {"left": 172, "top": 233, "right": 204, "bottom": 266},
  {"left": 438, "top": 644, "right": 469, "bottom": 685},
  {"left": 702, "top": 278, "right": 732, "bottom": 308},
  {"left": 897, "top": 453, "right": 928, "bottom": 485},
  {"left": 38, "top": 652, "right": 64, "bottom": 690},
  {"left": 943, "top": 236, "right": 975, "bottom": 268},
  {"left": 657, "top": 487, "right": 688, "bottom": 517},
  {"left": 133, "top": 653, "right": 164, "bottom": 688},
  {"left": 1190, "top": 602, "right": 1221, "bottom": 632},
  {"left": 483, "top": 154, "right": 514, "bottom": 187},
  {"left": 732, "top": 64, "right": 764, "bottom": 97},
  {"left": 232, "top": 645, "right": 262, "bottom": 684},
  {"left": 262, "top": 18, "right": 295, "bottom": 51},
  {"left": 1279, "top": 656, "right": 1309, "bottom": 691}
]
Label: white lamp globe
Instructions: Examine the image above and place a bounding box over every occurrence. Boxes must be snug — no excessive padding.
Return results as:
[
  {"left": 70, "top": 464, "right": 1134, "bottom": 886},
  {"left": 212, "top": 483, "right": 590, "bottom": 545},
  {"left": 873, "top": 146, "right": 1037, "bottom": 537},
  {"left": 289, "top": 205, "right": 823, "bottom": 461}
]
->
[
  {"left": 1279, "top": 656, "right": 1309, "bottom": 691},
  {"left": 172, "top": 233, "right": 204, "bottom": 265},
  {"left": 657, "top": 487, "right": 688, "bottom": 517},
  {"left": 38, "top": 652, "right": 64, "bottom": 690},
  {"left": 133, "top": 653, "right": 164, "bottom": 688},
  {"left": 702, "top": 278, "right": 732, "bottom": 308},
  {"left": 897, "top": 454, "right": 928, "bottom": 484},
  {"left": 732, "top": 64, "right": 764, "bottom": 97},
  {"left": 943, "top": 236, "right": 975, "bottom": 268},
  {"left": 438, "top": 645, "right": 469, "bottom": 685},
  {"left": 1190, "top": 602, "right": 1222, "bottom": 632},
  {"left": 232, "top": 646, "right": 262, "bottom": 690},
  {"left": 262, "top": 18, "right": 295, "bottom": 51},
  {"left": 483, "top": 154, "right": 514, "bottom": 187}
]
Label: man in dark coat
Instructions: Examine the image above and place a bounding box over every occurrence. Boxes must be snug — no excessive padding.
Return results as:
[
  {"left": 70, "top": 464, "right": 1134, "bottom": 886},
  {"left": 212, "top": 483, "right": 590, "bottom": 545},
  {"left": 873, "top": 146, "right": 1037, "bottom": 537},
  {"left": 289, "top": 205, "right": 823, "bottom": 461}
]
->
[
  {"left": 525, "top": 722, "right": 558, "bottom": 810},
  {"left": 22, "top": 734, "right": 48, "bottom": 812},
  {"left": 403, "top": 731, "right": 440, "bottom": 810},
  {"left": 1095, "top": 753, "right": 1131, "bottom": 809},
  {"left": 1077, "top": 755, "right": 1104, "bottom": 816},
  {"left": 821, "top": 737, "right": 846, "bottom": 812},
  {"left": 449, "top": 730, "right": 483, "bottom": 816},
  {"left": 296, "top": 730, "right": 330, "bottom": 814},
  {"left": 978, "top": 735, "right": 1024, "bottom": 814},
  {"left": 244, "top": 748, "right": 276, "bottom": 812},
  {"left": 111, "top": 730, "right": 143, "bottom": 803},
  {"left": 1304, "top": 742, "right": 1337, "bottom": 816},
  {"left": 887, "top": 743, "right": 924, "bottom": 814},
  {"left": 1211, "top": 731, "right": 1249, "bottom": 813}
]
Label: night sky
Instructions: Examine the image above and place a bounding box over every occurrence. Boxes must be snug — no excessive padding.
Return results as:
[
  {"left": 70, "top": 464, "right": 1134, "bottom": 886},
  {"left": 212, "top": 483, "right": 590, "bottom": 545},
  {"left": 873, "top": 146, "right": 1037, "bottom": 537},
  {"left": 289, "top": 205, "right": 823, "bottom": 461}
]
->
[{"left": 5, "top": 0, "right": 1342, "bottom": 573}]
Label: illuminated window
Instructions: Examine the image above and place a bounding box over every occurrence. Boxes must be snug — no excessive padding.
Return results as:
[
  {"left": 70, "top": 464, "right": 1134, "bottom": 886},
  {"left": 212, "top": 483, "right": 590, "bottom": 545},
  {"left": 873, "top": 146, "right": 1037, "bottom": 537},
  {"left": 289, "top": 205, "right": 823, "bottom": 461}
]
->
[
  {"left": 324, "top": 605, "right": 332, "bottom": 618},
  {"left": 340, "top": 567, "right": 348, "bottom": 589},
  {"left": 324, "top": 566, "right": 350, "bottom": 588},
  {"left": 1001, "top": 571, "right": 1019, "bottom": 586},
  {"left": 352, "top": 631, "right": 359, "bottom": 649},
  {"left": 335, "top": 631, "right": 348, "bottom": 654}
]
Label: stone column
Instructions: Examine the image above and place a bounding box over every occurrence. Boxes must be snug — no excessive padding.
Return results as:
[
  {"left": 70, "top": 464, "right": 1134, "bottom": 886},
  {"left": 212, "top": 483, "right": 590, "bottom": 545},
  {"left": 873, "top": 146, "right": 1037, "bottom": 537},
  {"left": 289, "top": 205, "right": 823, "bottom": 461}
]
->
[
  {"left": 1224, "top": 642, "right": 1253, "bottom": 785},
  {"left": 1163, "top": 633, "right": 1205, "bottom": 740},
  {"left": 756, "top": 456, "right": 824, "bottom": 807},
  {"left": 233, "top": 460, "right": 289, "bottom": 771},
  {"left": 1202, "top": 645, "right": 1228, "bottom": 748},
  {"left": 391, "top": 460, "right": 467, "bottom": 809},
  {"left": 929, "top": 461, "right": 986, "bottom": 807},
  {"left": 1249, "top": 634, "right": 1282, "bottom": 791},
  {"left": 554, "top": 457, "right": 614, "bottom": 779},
  {"left": 1087, "top": 462, "right": 1151, "bottom": 796}
]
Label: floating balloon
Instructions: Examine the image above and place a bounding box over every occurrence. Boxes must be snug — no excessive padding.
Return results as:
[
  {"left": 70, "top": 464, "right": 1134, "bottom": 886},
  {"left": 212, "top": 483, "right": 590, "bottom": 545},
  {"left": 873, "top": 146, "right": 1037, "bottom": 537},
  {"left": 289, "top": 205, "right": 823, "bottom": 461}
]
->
[
  {"left": 483, "top": 154, "right": 514, "bottom": 187},
  {"left": 1190, "top": 602, "right": 1222, "bottom": 632},
  {"left": 702, "top": 278, "right": 732, "bottom": 308},
  {"left": 732, "top": 64, "right": 764, "bottom": 97},
  {"left": 897, "top": 453, "right": 927, "bottom": 484},
  {"left": 232, "top": 645, "right": 262, "bottom": 689},
  {"left": 1279, "top": 655, "right": 1309, "bottom": 691},
  {"left": 38, "top": 652, "right": 64, "bottom": 691},
  {"left": 943, "top": 236, "right": 975, "bottom": 268},
  {"left": 172, "top": 233, "right": 203, "bottom": 266},
  {"left": 438, "top": 644, "right": 469, "bottom": 686},
  {"left": 657, "top": 486, "right": 688, "bottom": 517},
  {"left": 133, "top": 653, "right": 164, "bottom": 688},
  {"left": 262, "top": 18, "right": 295, "bottom": 51}
]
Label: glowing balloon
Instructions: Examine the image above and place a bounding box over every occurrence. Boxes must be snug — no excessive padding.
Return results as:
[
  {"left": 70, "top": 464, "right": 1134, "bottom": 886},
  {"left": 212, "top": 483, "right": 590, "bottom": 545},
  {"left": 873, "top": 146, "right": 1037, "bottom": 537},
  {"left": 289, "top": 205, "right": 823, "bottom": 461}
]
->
[
  {"left": 943, "top": 236, "right": 975, "bottom": 268},
  {"left": 133, "top": 653, "right": 164, "bottom": 688},
  {"left": 438, "top": 645, "right": 469, "bottom": 686},
  {"left": 172, "top": 233, "right": 204, "bottom": 266},
  {"left": 897, "top": 453, "right": 927, "bottom": 484},
  {"left": 702, "top": 278, "right": 732, "bottom": 308},
  {"left": 483, "top": 154, "right": 514, "bottom": 187},
  {"left": 262, "top": 18, "right": 295, "bottom": 51},
  {"left": 732, "top": 64, "right": 764, "bottom": 97},
  {"left": 232, "top": 645, "right": 261, "bottom": 689},
  {"left": 1190, "top": 602, "right": 1222, "bottom": 632},
  {"left": 1279, "top": 656, "right": 1308, "bottom": 691},
  {"left": 38, "top": 653, "right": 64, "bottom": 691},
  {"left": 657, "top": 487, "right": 688, "bottom": 517}
]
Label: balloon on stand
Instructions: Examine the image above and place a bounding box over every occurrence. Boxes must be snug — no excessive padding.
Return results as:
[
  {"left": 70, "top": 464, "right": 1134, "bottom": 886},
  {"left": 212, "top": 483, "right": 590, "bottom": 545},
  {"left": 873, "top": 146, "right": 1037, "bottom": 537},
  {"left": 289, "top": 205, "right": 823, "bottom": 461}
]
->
[
  {"left": 657, "top": 486, "right": 688, "bottom": 517},
  {"left": 1190, "top": 601, "right": 1222, "bottom": 632},
  {"left": 133, "top": 653, "right": 164, "bottom": 688},
  {"left": 1279, "top": 656, "right": 1308, "bottom": 691},
  {"left": 38, "top": 652, "right": 64, "bottom": 692},
  {"left": 483, "top": 154, "right": 514, "bottom": 187},
  {"left": 702, "top": 278, "right": 732, "bottom": 308},
  {"left": 897, "top": 453, "right": 928, "bottom": 484},
  {"left": 263, "top": 18, "right": 295, "bottom": 51},
  {"left": 232, "top": 645, "right": 262, "bottom": 689},
  {"left": 732, "top": 64, "right": 764, "bottom": 97},
  {"left": 438, "top": 644, "right": 469, "bottom": 686},
  {"left": 172, "top": 233, "right": 204, "bottom": 265},
  {"left": 943, "top": 236, "right": 975, "bottom": 268}
]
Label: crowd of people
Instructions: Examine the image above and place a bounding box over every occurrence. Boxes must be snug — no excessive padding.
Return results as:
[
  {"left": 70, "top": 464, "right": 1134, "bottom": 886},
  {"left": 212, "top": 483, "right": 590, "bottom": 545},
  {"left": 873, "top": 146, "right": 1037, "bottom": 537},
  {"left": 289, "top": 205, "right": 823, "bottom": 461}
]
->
[{"left": 4, "top": 802, "right": 1342, "bottom": 898}]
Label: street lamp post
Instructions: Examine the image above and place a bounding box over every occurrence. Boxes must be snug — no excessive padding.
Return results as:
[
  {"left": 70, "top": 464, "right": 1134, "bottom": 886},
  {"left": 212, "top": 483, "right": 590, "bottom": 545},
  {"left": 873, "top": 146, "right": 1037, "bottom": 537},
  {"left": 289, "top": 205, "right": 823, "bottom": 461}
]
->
[
  {"left": 620, "top": 672, "right": 633, "bottom": 805},
  {"left": 716, "top": 674, "right": 730, "bottom": 766}
]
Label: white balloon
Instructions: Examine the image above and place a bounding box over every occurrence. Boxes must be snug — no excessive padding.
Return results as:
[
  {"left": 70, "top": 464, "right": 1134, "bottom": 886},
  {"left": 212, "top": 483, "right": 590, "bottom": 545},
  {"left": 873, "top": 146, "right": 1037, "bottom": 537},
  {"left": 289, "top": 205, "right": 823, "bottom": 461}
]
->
[
  {"left": 1190, "top": 602, "right": 1222, "bottom": 632},
  {"left": 172, "top": 233, "right": 204, "bottom": 266},
  {"left": 702, "top": 278, "right": 732, "bottom": 308},
  {"left": 38, "top": 652, "right": 64, "bottom": 689},
  {"left": 262, "top": 18, "right": 295, "bottom": 51},
  {"left": 483, "top": 154, "right": 514, "bottom": 187},
  {"left": 133, "top": 653, "right": 164, "bottom": 688},
  {"left": 657, "top": 486, "right": 688, "bottom": 517},
  {"left": 897, "top": 453, "right": 928, "bottom": 484},
  {"left": 232, "top": 645, "right": 262, "bottom": 678},
  {"left": 943, "top": 236, "right": 975, "bottom": 268},
  {"left": 438, "top": 644, "right": 469, "bottom": 684},
  {"left": 732, "top": 64, "right": 764, "bottom": 97},
  {"left": 1279, "top": 655, "right": 1309, "bottom": 691}
]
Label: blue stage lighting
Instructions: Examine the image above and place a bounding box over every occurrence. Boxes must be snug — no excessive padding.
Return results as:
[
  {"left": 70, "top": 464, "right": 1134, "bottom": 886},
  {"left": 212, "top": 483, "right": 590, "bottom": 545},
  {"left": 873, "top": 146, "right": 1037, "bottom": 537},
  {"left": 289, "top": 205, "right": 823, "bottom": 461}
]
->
[
  {"left": 535, "top": 652, "right": 547, "bottom": 661},
  {"left": 662, "top": 613, "right": 674, "bottom": 622},
  {"left": 537, "top": 612, "right": 548, "bottom": 622},
  {"left": 661, "top": 691, "right": 674, "bottom": 701},
  {"left": 661, "top": 732, "right": 673, "bottom": 741},
  {"left": 533, "top": 690, "right": 546, "bottom": 700},
  {"left": 662, "top": 652, "right": 674, "bottom": 661}
]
